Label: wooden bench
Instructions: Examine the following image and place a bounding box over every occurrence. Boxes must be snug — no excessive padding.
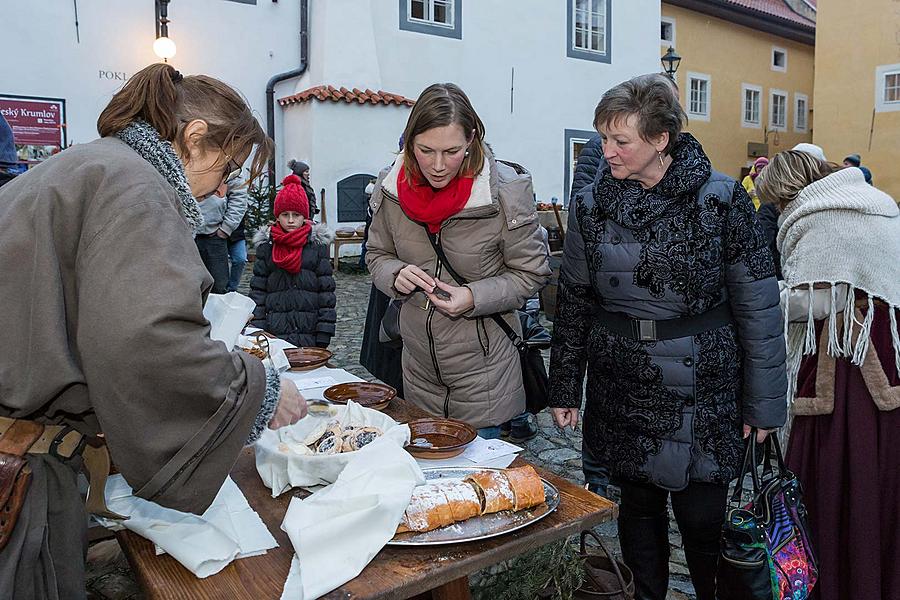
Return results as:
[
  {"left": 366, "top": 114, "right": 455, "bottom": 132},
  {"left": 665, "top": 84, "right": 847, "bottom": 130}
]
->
[
  {"left": 331, "top": 234, "right": 365, "bottom": 271},
  {"left": 116, "top": 398, "right": 616, "bottom": 599}
]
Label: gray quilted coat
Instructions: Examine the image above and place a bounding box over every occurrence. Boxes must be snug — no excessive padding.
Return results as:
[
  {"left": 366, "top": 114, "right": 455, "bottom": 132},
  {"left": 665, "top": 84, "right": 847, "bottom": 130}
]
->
[{"left": 549, "top": 134, "right": 787, "bottom": 490}]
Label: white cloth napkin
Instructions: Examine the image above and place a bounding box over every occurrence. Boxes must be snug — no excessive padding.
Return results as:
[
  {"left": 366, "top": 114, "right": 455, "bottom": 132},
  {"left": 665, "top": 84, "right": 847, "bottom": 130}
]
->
[
  {"left": 279, "top": 442, "right": 425, "bottom": 600},
  {"left": 255, "top": 401, "right": 411, "bottom": 493},
  {"left": 96, "top": 475, "right": 277, "bottom": 578},
  {"left": 203, "top": 292, "right": 256, "bottom": 350},
  {"left": 236, "top": 331, "right": 292, "bottom": 372}
]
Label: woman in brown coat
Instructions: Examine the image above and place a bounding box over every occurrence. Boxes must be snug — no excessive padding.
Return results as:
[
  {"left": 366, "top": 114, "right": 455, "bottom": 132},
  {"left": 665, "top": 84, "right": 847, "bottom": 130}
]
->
[
  {"left": 756, "top": 151, "right": 900, "bottom": 600},
  {"left": 365, "top": 83, "right": 550, "bottom": 436},
  {"left": 0, "top": 64, "right": 306, "bottom": 599}
]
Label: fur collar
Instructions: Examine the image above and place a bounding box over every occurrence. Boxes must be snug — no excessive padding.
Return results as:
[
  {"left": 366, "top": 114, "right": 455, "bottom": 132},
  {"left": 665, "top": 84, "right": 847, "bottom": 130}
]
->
[
  {"left": 252, "top": 222, "right": 334, "bottom": 248},
  {"left": 381, "top": 147, "right": 494, "bottom": 211}
]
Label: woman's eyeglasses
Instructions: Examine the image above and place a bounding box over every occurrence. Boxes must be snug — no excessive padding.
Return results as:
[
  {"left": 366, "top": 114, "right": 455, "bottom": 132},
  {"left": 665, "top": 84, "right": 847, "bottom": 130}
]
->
[{"left": 221, "top": 155, "right": 242, "bottom": 183}]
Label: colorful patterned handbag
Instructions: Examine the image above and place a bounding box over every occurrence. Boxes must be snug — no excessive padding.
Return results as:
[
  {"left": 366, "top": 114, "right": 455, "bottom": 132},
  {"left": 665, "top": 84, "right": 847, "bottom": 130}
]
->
[{"left": 718, "top": 430, "right": 818, "bottom": 600}]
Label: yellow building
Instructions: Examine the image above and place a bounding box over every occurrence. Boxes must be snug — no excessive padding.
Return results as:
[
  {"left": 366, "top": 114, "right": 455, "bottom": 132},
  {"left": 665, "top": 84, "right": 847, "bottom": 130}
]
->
[
  {"left": 661, "top": 0, "right": 816, "bottom": 181},
  {"left": 813, "top": 0, "right": 900, "bottom": 198}
]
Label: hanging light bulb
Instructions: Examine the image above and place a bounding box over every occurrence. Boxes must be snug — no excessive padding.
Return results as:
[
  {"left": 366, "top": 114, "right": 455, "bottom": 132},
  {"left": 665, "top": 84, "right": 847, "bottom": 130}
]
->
[{"left": 153, "top": 36, "right": 177, "bottom": 60}]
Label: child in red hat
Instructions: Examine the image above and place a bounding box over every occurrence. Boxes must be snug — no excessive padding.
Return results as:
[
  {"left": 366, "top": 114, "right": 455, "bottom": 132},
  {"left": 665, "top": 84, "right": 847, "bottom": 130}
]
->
[{"left": 249, "top": 175, "right": 336, "bottom": 348}]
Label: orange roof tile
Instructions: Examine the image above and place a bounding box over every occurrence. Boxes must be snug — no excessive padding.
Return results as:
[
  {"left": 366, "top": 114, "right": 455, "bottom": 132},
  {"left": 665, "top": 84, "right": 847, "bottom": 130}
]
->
[
  {"left": 279, "top": 85, "right": 415, "bottom": 108},
  {"left": 722, "top": 0, "right": 815, "bottom": 28}
]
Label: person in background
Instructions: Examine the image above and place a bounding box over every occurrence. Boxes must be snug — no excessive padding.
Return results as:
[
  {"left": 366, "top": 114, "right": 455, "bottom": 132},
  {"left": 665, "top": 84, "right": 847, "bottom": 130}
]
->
[
  {"left": 195, "top": 173, "right": 249, "bottom": 293},
  {"left": 549, "top": 73, "right": 786, "bottom": 600},
  {"left": 288, "top": 159, "right": 320, "bottom": 217},
  {"left": 792, "top": 142, "right": 827, "bottom": 162},
  {"left": 250, "top": 174, "right": 336, "bottom": 348},
  {"left": 226, "top": 215, "right": 249, "bottom": 292},
  {"left": 740, "top": 156, "right": 769, "bottom": 210},
  {"left": 366, "top": 83, "right": 550, "bottom": 440},
  {"left": 756, "top": 150, "right": 900, "bottom": 600},
  {"left": 0, "top": 63, "right": 306, "bottom": 599},
  {"left": 0, "top": 113, "right": 18, "bottom": 187},
  {"left": 843, "top": 152, "right": 874, "bottom": 185}
]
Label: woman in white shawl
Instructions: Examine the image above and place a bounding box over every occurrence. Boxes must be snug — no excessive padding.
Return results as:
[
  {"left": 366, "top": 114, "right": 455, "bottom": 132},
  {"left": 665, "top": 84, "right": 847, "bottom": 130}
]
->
[{"left": 756, "top": 151, "right": 900, "bottom": 600}]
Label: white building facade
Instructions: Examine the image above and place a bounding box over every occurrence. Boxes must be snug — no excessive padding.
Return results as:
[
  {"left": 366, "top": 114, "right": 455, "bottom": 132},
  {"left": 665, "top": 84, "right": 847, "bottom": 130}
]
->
[{"left": 3, "top": 0, "right": 660, "bottom": 227}]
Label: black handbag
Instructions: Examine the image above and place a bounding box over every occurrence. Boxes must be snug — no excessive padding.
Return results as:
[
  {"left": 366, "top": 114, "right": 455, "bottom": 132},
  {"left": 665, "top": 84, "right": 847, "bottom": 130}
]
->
[
  {"left": 378, "top": 298, "right": 403, "bottom": 349},
  {"left": 425, "top": 230, "right": 551, "bottom": 415},
  {"left": 718, "top": 430, "right": 818, "bottom": 600}
]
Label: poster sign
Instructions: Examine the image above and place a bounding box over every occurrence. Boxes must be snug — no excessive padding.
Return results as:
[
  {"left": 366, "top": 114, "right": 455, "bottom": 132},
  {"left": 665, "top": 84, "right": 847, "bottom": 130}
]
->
[{"left": 0, "top": 96, "right": 66, "bottom": 164}]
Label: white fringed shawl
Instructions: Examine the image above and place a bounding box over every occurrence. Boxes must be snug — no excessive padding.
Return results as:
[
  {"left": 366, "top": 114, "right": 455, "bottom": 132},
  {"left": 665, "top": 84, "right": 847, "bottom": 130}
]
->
[{"left": 777, "top": 167, "right": 900, "bottom": 419}]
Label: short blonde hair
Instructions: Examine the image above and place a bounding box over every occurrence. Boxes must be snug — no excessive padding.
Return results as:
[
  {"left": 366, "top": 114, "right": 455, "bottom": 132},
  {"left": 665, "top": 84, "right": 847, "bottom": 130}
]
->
[{"left": 755, "top": 150, "right": 840, "bottom": 211}]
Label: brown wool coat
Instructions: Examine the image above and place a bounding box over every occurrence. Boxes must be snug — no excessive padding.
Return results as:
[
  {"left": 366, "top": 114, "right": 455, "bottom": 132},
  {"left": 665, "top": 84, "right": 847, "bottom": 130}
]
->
[
  {"left": 365, "top": 150, "right": 551, "bottom": 429},
  {"left": 0, "top": 137, "right": 266, "bottom": 513}
]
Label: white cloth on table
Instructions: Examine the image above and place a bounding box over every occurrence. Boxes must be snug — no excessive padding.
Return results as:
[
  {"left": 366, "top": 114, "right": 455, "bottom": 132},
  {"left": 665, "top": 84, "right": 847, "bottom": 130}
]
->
[
  {"left": 96, "top": 475, "right": 277, "bottom": 578},
  {"left": 279, "top": 441, "right": 424, "bottom": 600}
]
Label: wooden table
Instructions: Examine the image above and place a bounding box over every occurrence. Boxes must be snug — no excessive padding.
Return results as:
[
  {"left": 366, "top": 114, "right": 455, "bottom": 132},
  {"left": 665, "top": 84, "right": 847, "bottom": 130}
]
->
[
  {"left": 332, "top": 234, "right": 365, "bottom": 270},
  {"left": 117, "top": 399, "right": 616, "bottom": 599}
]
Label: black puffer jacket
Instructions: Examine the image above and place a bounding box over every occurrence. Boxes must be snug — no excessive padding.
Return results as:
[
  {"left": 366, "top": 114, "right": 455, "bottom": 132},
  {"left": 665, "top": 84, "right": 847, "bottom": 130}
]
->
[{"left": 249, "top": 223, "right": 336, "bottom": 348}]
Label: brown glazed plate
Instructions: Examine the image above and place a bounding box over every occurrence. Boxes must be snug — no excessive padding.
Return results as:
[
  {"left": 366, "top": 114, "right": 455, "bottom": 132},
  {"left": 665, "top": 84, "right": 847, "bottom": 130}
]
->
[
  {"left": 322, "top": 382, "right": 397, "bottom": 411},
  {"left": 284, "top": 347, "right": 333, "bottom": 370},
  {"left": 405, "top": 418, "right": 477, "bottom": 459}
]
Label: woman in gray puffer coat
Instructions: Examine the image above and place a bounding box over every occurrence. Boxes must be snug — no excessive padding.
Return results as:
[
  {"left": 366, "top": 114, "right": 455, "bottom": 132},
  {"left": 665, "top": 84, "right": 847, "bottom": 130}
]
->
[
  {"left": 549, "top": 74, "right": 787, "bottom": 600},
  {"left": 366, "top": 83, "right": 550, "bottom": 434}
]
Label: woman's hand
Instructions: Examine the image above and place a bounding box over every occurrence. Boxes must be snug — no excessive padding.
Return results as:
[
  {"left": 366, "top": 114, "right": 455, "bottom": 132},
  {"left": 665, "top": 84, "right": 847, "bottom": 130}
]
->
[
  {"left": 269, "top": 379, "right": 308, "bottom": 429},
  {"left": 394, "top": 264, "right": 436, "bottom": 295},
  {"left": 552, "top": 408, "right": 580, "bottom": 430},
  {"left": 425, "top": 279, "right": 474, "bottom": 317},
  {"left": 743, "top": 424, "right": 774, "bottom": 444}
]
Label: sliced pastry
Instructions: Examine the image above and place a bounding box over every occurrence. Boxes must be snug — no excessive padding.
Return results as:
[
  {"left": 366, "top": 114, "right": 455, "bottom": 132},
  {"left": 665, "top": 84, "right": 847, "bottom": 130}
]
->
[
  {"left": 315, "top": 434, "right": 342, "bottom": 455},
  {"left": 464, "top": 470, "right": 515, "bottom": 514},
  {"left": 504, "top": 465, "right": 545, "bottom": 510},
  {"left": 349, "top": 426, "right": 383, "bottom": 451}
]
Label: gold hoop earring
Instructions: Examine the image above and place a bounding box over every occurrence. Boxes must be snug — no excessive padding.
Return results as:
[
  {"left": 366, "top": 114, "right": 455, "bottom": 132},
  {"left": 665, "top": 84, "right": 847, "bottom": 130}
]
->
[{"left": 658, "top": 152, "right": 664, "bottom": 170}]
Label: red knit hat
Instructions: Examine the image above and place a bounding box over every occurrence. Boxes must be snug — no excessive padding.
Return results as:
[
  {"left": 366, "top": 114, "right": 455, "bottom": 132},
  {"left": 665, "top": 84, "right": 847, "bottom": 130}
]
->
[{"left": 274, "top": 174, "right": 309, "bottom": 218}]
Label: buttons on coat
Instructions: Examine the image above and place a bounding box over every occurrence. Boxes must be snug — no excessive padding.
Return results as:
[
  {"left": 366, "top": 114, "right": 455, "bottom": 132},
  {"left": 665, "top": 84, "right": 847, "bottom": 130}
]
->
[
  {"left": 683, "top": 357, "right": 694, "bottom": 367},
  {"left": 511, "top": 218, "right": 517, "bottom": 225},
  {"left": 609, "top": 276, "right": 619, "bottom": 288}
]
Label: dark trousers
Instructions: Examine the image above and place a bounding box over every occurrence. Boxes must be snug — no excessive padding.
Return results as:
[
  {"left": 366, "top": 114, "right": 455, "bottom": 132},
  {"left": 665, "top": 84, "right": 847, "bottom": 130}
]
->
[
  {"left": 195, "top": 235, "right": 230, "bottom": 294},
  {"left": 618, "top": 479, "right": 727, "bottom": 600}
]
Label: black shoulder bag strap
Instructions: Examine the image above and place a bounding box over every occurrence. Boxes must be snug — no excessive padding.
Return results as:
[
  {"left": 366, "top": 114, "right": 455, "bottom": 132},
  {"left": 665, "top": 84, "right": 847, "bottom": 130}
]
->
[{"left": 424, "top": 228, "right": 526, "bottom": 354}]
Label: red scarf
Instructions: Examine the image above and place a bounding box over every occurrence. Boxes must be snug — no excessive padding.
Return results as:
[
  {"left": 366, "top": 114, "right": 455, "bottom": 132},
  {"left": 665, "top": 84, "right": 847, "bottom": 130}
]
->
[
  {"left": 270, "top": 222, "right": 311, "bottom": 274},
  {"left": 396, "top": 169, "right": 475, "bottom": 233}
]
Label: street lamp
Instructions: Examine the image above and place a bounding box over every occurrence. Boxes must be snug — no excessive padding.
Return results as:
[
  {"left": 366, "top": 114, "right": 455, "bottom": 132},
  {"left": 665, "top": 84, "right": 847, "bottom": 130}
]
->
[
  {"left": 661, "top": 46, "right": 681, "bottom": 80},
  {"left": 154, "top": 0, "right": 176, "bottom": 62}
]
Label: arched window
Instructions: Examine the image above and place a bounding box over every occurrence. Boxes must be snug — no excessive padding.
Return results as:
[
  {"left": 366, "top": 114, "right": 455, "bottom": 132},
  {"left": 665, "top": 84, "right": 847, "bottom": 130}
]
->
[{"left": 336, "top": 173, "right": 375, "bottom": 223}]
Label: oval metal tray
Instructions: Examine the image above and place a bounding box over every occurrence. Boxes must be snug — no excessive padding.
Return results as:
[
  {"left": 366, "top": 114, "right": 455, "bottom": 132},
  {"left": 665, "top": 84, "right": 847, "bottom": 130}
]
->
[{"left": 387, "top": 466, "right": 560, "bottom": 546}]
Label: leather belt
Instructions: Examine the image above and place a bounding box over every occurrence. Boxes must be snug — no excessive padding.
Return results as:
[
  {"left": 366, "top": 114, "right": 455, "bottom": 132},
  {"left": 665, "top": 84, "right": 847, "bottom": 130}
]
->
[
  {"left": 594, "top": 302, "right": 734, "bottom": 341},
  {"left": 0, "top": 416, "right": 128, "bottom": 521}
]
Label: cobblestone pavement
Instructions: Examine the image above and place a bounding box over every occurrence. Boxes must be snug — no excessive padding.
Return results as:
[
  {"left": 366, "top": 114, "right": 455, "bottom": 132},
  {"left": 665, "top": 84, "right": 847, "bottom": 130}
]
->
[{"left": 85, "top": 263, "right": 696, "bottom": 600}]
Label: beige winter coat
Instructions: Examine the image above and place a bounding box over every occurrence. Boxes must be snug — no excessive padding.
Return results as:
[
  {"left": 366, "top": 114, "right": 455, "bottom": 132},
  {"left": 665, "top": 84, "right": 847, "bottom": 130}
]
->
[{"left": 365, "top": 149, "right": 551, "bottom": 429}]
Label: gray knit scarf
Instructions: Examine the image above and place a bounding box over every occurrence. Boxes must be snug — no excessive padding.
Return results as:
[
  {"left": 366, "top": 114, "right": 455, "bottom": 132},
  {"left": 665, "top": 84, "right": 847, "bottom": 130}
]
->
[{"left": 116, "top": 120, "right": 204, "bottom": 233}]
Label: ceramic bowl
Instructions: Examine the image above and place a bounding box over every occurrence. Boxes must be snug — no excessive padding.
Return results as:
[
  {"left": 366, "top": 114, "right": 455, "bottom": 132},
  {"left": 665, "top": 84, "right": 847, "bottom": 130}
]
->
[
  {"left": 284, "top": 347, "right": 333, "bottom": 370},
  {"left": 335, "top": 228, "right": 356, "bottom": 238},
  {"left": 405, "top": 418, "right": 477, "bottom": 459},
  {"left": 322, "top": 382, "right": 397, "bottom": 411}
]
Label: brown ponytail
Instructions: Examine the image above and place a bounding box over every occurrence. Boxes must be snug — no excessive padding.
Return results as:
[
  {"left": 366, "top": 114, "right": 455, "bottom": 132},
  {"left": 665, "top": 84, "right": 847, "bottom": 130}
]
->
[
  {"left": 97, "top": 63, "right": 273, "bottom": 183},
  {"left": 97, "top": 63, "right": 181, "bottom": 141}
]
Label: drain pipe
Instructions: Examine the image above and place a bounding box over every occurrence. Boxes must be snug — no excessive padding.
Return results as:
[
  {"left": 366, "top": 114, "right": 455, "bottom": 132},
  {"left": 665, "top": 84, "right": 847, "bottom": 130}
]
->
[{"left": 265, "top": 0, "right": 309, "bottom": 184}]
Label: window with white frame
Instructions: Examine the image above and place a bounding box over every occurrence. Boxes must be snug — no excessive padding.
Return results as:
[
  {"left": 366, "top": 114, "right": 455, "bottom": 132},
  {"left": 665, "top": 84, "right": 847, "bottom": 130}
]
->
[
  {"left": 567, "top": 0, "right": 611, "bottom": 63},
  {"left": 687, "top": 72, "right": 711, "bottom": 121},
  {"left": 409, "top": 0, "right": 453, "bottom": 26},
  {"left": 794, "top": 93, "right": 809, "bottom": 132},
  {"left": 772, "top": 47, "right": 787, "bottom": 72},
  {"left": 770, "top": 89, "right": 788, "bottom": 130},
  {"left": 661, "top": 17, "right": 675, "bottom": 46},
  {"left": 399, "top": 0, "right": 461, "bottom": 39},
  {"left": 742, "top": 84, "right": 762, "bottom": 128},
  {"left": 875, "top": 64, "right": 900, "bottom": 112}
]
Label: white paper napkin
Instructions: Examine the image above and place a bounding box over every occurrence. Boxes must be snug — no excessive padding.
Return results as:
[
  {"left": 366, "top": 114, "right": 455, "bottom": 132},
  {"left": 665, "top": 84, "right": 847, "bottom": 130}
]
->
[
  {"left": 97, "top": 475, "right": 277, "bottom": 578},
  {"left": 255, "top": 401, "right": 411, "bottom": 493},
  {"left": 279, "top": 442, "right": 425, "bottom": 600},
  {"left": 280, "top": 367, "right": 366, "bottom": 401},
  {"left": 203, "top": 292, "right": 256, "bottom": 350},
  {"left": 236, "top": 332, "right": 293, "bottom": 372}
]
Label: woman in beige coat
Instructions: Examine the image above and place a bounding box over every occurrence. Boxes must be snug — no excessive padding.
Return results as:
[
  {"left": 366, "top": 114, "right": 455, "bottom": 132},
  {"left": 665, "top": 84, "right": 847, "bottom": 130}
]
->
[{"left": 366, "top": 83, "right": 550, "bottom": 437}]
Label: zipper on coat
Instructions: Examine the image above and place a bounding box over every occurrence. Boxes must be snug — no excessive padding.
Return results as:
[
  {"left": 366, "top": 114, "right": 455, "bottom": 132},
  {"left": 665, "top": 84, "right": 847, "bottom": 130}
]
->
[
  {"left": 476, "top": 317, "right": 489, "bottom": 356},
  {"left": 427, "top": 232, "right": 453, "bottom": 417}
]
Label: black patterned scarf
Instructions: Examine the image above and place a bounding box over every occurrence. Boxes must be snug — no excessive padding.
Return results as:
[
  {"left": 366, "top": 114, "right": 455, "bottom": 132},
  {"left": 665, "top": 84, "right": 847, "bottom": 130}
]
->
[{"left": 115, "top": 120, "right": 204, "bottom": 233}]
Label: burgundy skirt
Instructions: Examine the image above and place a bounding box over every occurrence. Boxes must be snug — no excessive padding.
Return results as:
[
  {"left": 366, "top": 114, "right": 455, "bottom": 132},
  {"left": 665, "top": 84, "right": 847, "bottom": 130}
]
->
[{"left": 786, "top": 304, "right": 900, "bottom": 600}]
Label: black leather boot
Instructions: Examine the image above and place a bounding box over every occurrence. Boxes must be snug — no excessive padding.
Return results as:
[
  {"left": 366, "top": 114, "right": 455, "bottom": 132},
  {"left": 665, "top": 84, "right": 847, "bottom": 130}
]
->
[{"left": 683, "top": 547, "right": 720, "bottom": 600}]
